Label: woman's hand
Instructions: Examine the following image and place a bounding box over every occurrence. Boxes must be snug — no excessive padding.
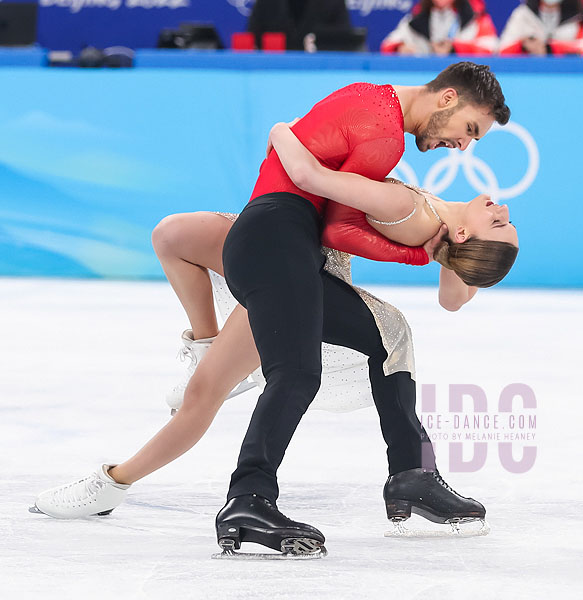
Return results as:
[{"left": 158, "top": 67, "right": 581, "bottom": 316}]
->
[{"left": 266, "top": 118, "right": 301, "bottom": 157}]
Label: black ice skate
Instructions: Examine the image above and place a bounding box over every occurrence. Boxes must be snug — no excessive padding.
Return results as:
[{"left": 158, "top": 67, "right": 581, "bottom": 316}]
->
[
  {"left": 212, "top": 494, "right": 327, "bottom": 560},
  {"left": 383, "top": 468, "right": 489, "bottom": 538}
]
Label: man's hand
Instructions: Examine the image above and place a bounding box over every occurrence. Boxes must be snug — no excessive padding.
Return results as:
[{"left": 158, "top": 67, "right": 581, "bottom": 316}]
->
[
  {"left": 423, "top": 224, "right": 448, "bottom": 261},
  {"left": 266, "top": 118, "right": 301, "bottom": 157}
]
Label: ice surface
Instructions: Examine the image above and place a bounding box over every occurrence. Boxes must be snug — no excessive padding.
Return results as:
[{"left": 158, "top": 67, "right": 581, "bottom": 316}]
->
[{"left": 1, "top": 278, "right": 582, "bottom": 599}]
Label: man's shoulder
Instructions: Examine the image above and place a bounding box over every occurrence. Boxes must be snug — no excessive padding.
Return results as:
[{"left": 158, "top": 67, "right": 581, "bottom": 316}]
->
[
  {"left": 326, "top": 82, "right": 394, "bottom": 99},
  {"left": 312, "top": 82, "right": 398, "bottom": 115}
]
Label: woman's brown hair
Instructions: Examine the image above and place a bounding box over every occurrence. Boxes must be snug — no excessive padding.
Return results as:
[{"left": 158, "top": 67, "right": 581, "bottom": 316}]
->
[{"left": 434, "top": 237, "right": 518, "bottom": 288}]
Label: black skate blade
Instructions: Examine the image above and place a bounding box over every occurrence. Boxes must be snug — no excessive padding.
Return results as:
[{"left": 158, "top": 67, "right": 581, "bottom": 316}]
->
[{"left": 211, "top": 538, "right": 327, "bottom": 560}]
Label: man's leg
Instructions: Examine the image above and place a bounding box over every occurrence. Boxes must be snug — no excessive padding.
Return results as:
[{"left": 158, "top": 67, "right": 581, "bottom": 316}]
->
[
  {"left": 321, "top": 271, "right": 485, "bottom": 527},
  {"left": 222, "top": 196, "right": 325, "bottom": 503},
  {"left": 321, "top": 271, "right": 434, "bottom": 473},
  {"left": 216, "top": 195, "right": 328, "bottom": 554}
]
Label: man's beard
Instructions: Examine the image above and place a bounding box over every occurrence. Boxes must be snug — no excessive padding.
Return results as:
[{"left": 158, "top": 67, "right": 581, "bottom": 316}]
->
[{"left": 415, "top": 105, "right": 458, "bottom": 151}]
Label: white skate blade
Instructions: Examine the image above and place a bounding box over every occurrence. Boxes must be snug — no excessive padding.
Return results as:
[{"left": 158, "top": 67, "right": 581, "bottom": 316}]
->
[
  {"left": 211, "top": 539, "right": 327, "bottom": 560},
  {"left": 225, "top": 379, "right": 257, "bottom": 400},
  {"left": 29, "top": 503, "right": 115, "bottom": 518},
  {"left": 384, "top": 517, "right": 490, "bottom": 539}
]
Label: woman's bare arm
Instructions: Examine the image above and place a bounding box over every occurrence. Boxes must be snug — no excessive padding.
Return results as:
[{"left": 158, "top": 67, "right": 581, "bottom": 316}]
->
[
  {"left": 438, "top": 266, "right": 478, "bottom": 311},
  {"left": 269, "top": 122, "right": 415, "bottom": 223}
]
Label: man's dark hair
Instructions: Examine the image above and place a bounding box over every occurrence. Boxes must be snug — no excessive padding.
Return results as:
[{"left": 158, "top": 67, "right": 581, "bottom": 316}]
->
[{"left": 425, "top": 62, "right": 510, "bottom": 125}]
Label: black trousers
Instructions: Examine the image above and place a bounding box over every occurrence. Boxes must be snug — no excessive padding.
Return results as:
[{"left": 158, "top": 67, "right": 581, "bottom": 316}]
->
[{"left": 223, "top": 193, "right": 435, "bottom": 503}]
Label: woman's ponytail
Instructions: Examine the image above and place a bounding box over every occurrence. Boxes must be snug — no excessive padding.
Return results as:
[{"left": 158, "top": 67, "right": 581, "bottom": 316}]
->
[{"left": 433, "top": 237, "right": 518, "bottom": 288}]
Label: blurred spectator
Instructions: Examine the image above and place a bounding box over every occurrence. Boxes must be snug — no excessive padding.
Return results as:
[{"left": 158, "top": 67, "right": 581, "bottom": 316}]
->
[
  {"left": 380, "top": 1, "right": 497, "bottom": 55},
  {"left": 248, "top": 0, "right": 351, "bottom": 51},
  {"left": 499, "top": 1, "right": 582, "bottom": 55}
]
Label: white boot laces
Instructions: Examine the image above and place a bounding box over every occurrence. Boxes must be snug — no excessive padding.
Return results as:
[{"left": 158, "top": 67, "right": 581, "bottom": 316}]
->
[
  {"left": 173, "top": 347, "right": 197, "bottom": 396},
  {"left": 178, "top": 345, "right": 199, "bottom": 372},
  {"left": 51, "top": 474, "right": 105, "bottom": 507}
]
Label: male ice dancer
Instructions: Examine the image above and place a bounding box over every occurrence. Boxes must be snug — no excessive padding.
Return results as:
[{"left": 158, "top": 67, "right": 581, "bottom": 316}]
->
[{"left": 215, "top": 62, "right": 510, "bottom": 556}]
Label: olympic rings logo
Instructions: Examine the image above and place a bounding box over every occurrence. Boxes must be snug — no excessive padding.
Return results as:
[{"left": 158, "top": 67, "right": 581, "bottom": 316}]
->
[{"left": 391, "top": 122, "right": 540, "bottom": 202}]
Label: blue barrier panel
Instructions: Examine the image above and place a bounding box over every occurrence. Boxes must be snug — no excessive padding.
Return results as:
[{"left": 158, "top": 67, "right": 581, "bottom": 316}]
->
[
  {"left": 135, "top": 51, "right": 583, "bottom": 74},
  {"left": 0, "top": 58, "right": 581, "bottom": 287},
  {"left": 0, "top": 48, "right": 47, "bottom": 67},
  {"left": 134, "top": 49, "right": 372, "bottom": 70}
]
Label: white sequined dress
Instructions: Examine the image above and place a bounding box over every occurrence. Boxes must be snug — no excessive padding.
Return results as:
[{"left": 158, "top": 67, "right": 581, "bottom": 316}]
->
[{"left": 211, "top": 213, "right": 416, "bottom": 413}]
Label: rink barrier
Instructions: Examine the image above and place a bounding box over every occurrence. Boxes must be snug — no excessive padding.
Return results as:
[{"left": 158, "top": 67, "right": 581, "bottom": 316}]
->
[
  {"left": 0, "top": 56, "right": 581, "bottom": 287},
  {"left": 133, "top": 52, "right": 583, "bottom": 73},
  {"left": 0, "top": 48, "right": 47, "bottom": 67}
]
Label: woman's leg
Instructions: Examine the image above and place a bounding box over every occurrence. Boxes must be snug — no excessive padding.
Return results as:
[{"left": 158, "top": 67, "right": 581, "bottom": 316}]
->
[
  {"left": 152, "top": 212, "right": 232, "bottom": 339},
  {"left": 109, "top": 304, "right": 260, "bottom": 485}
]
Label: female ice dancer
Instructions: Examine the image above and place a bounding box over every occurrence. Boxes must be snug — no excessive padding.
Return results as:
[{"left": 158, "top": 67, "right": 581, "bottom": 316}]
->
[{"left": 33, "top": 63, "right": 516, "bottom": 557}]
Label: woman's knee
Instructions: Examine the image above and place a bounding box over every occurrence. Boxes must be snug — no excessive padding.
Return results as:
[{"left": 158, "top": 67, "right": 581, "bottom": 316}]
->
[
  {"left": 181, "top": 369, "right": 221, "bottom": 412},
  {"left": 151, "top": 213, "right": 189, "bottom": 258},
  {"left": 152, "top": 212, "right": 229, "bottom": 271}
]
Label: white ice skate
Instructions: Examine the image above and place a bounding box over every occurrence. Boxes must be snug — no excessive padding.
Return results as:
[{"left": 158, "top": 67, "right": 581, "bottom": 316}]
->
[
  {"left": 166, "top": 330, "right": 257, "bottom": 415},
  {"left": 30, "top": 464, "right": 130, "bottom": 519}
]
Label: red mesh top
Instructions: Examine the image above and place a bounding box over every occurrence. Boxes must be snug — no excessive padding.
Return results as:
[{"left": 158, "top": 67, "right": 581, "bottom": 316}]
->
[{"left": 250, "top": 83, "right": 405, "bottom": 215}]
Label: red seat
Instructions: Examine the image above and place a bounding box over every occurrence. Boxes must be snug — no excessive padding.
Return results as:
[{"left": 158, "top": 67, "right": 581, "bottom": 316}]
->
[
  {"left": 231, "top": 32, "right": 255, "bottom": 51},
  {"left": 262, "top": 32, "right": 286, "bottom": 52}
]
